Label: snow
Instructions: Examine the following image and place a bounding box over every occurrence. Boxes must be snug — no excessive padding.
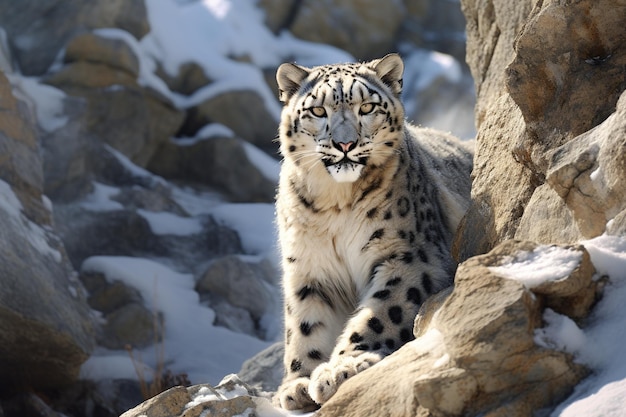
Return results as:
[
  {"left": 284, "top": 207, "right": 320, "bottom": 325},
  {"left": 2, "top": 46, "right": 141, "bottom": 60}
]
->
[
  {"left": 550, "top": 235, "right": 626, "bottom": 417},
  {"left": 80, "top": 256, "right": 270, "bottom": 384},
  {"left": 0, "top": 179, "right": 62, "bottom": 262},
  {"left": 241, "top": 141, "right": 281, "bottom": 183},
  {"left": 80, "top": 182, "right": 124, "bottom": 212},
  {"left": 137, "top": 209, "right": 204, "bottom": 236},
  {"left": 210, "top": 203, "right": 278, "bottom": 258},
  {"left": 9, "top": 76, "right": 68, "bottom": 132},
  {"left": 488, "top": 245, "right": 583, "bottom": 288},
  {"left": 534, "top": 309, "right": 587, "bottom": 355}
]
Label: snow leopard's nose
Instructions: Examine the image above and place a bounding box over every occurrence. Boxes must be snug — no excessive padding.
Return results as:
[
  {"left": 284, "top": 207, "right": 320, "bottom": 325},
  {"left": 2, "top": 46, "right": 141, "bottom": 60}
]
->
[
  {"left": 331, "top": 118, "right": 358, "bottom": 153},
  {"left": 332, "top": 139, "right": 356, "bottom": 153}
]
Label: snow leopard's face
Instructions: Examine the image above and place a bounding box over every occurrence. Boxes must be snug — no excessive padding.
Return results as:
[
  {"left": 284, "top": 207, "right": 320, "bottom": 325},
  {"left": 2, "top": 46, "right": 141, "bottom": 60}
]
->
[{"left": 277, "top": 54, "right": 405, "bottom": 183}]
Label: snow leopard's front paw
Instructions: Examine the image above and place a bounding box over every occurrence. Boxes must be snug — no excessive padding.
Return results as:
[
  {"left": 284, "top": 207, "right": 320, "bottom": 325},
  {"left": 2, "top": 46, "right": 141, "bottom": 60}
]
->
[
  {"left": 308, "top": 352, "right": 382, "bottom": 404},
  {"left": 275, "top": 377, "right": 318, "bottom": 411}
]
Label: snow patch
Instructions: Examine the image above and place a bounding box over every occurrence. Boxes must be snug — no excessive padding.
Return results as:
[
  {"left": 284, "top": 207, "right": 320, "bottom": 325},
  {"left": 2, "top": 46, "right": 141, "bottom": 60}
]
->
[
  {"left": 10, "top": 76, "right": 68, "bottom": 132},
  {"left": 534, "top": 309, "right": 586, "bottom": 356},
  {"left": 138, "top": 209, "right": 204, "bottom": 236},
  {"left": 210, "top": 203, "right": 277, "bottom": 257},
  {"left": 80, "top": 182, "right": 124, "bottom": 212},
  {"left": 488, "top": 245, "right": 582, "bottom": 288},
  {"left": 0, "top": 180, "right": 62, "bottom": 262}
]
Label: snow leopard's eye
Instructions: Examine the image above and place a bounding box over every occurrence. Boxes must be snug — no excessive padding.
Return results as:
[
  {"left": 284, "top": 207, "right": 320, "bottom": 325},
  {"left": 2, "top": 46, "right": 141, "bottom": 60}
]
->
[
  {"left": 310, "top": 106, "right": 327, "bottom": 117},
  {"left": 359, "top": 103, "right": 376, "bottom": 115}
]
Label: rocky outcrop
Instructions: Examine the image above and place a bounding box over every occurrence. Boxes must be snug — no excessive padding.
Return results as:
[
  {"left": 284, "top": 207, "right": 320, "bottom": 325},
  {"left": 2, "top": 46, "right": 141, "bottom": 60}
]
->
[
  {"left": 0, "top": 70, "right": 95, "bottom": 392},
  {"left": 456, "top": 0, "right": 626, "bottom": 259}
]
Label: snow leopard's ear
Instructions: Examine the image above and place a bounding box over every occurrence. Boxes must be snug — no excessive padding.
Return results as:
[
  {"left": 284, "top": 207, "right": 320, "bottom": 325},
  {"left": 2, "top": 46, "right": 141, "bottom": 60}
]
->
[
  {"left": 370, "top": 53, "right": 404, "bottom": 97},
  {"left": 276, "top": 63, "right": 310, "bottom": 103}
]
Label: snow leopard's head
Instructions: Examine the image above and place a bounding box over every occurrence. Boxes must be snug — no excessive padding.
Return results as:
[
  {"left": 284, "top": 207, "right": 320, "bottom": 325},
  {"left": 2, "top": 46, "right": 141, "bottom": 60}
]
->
[{"left": 276, "top": 54, "right": 405, "bottom": 183}]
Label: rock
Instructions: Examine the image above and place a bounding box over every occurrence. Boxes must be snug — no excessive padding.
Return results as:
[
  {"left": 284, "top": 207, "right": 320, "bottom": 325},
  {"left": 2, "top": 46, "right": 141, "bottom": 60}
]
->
[
  {"left": 42, "top": 31, "right": 184, "bottom": 168},
  {"left": 40, "top": 95, "right": 96, "bottom": 202},
  {"left": 316, "top": 240, "right": 592, "bottom": 417},
  {"left": 196, "top": 255, "right": 276, "bottom": 321},
  {"left": 44, "top": 74, "right": 184, "bottom": 167},
  {"left": 0, "top": 70, "right": 95, "bottom": 392},
  {"left": 120, "top": 375, "right": 264, "bottom": 417},
  {"left": 209, "top": 298, "right": 257, "bottom": 337},
  {"left": 238, "top": 342, "right": 284, "bottom": 393},
  {"left": 85, "top": 278, "right": 143, "bottom": 314},
  {"left": 0, "top": 393, "right": 66, "bottom": 417},
  {"left": 54, "top": 203, "right": 242, "bottom": 272},
  {"left": 54, "top": 205, "right": 167, "bottom": 268},
  {"left": 180, "top": 90, "right": 278, "bottom": 151},
  {"left": 0, "top": 0, "right": 148, "bottom": 76},
  {"left": 260, "top": 0, "right": 405, "bottom": 61},
  {"left": 64, "top": 32, "right": 140, "bottom": 77},
  {"left": 156, "top": 62, "right": 213, "bottom": 96},
  {"left": 506, "top": 0, "right": 626, "bottom": 144},
  {"left": 100, "top": 302, "right": 157, "bottom": 350},
  {"left": 456, "top": 0, "right": 626, "bottom": 259},
  {"left": 120, "top": 386, "right": 191, "bottom": 417},
  {"left": 147, "top": 135, "right": 277, "bottom": 203}
]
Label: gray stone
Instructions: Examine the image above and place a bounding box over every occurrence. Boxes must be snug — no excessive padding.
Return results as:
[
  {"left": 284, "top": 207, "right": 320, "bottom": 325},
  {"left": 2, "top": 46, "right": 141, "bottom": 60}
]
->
[
  {"left": 210, "top": 298, "right": 257, "bottom": 337},
  {"left": 180, "top": 90, "right": 278, "bottom": 151},
  {"left": 86, "top": 280, "right": 143, "bottom": 315},
  {"left": 238, "top": 342, "right": 284, "bottom": 393},
  {"left": 120, "top": 376, "right": 262, "bottom": 417},
  {"left": 100, "top": 302, "right": 157, "bottom": 350},
  {"left": 147, "top": 135, "right": 276, "bottom": 203},
  {"left": 196, "top": 255, "right": 276, "bottom": 320}
]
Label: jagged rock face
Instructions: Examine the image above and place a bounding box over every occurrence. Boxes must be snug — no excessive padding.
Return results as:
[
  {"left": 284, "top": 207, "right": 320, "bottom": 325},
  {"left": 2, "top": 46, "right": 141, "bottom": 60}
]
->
[
  {"left": 0, "top": 71, "right": 95, "bottom": 392},
  {"left": 456, "top": 0, "right": 626, "bottom": 259}
]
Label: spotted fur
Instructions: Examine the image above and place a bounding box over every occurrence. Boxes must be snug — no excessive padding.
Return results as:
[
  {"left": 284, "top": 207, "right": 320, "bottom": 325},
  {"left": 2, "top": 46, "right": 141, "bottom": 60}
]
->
[{"left": 274, "top": 54, "right": 473, "bottom": 410}]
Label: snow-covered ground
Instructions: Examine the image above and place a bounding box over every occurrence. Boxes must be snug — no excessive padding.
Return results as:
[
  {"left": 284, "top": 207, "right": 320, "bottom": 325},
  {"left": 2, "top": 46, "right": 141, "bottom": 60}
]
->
[{"left": 8, "top": 0, "right": 626, "bottom": 415}]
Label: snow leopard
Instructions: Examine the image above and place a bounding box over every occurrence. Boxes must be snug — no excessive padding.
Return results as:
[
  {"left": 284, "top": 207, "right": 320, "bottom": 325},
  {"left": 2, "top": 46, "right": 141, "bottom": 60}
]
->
[{"left": 274, "top": 53, "right": 473, "bottom": 410}]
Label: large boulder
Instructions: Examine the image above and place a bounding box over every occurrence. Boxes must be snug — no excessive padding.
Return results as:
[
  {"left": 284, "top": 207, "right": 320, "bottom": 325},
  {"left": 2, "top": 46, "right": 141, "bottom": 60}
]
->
[
  {"left": 455, "top": 0, "right": 626, "bottom": 259},
  {"left": 0, "top": 70, "right": 95, "bottom": 391}
]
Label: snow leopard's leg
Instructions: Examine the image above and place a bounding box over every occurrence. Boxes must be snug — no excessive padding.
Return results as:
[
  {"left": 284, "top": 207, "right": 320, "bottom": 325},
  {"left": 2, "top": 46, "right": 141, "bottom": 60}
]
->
[
  {"left": 276, "top": 276, "right": 347, "bottom": 411},
  {"left": 308, "top": 257, "right": 443, "bottom": 404}
]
